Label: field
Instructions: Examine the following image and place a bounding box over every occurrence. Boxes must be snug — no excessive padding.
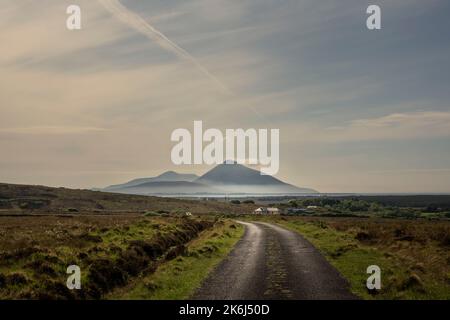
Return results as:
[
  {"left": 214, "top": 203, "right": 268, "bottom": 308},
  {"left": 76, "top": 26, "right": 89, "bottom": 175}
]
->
[
  {"left": 108, "top": 219, "right": 244, "bottom": 299},
  {"left": 0, "top": 183, "right": 251, "bottom": 299},
  {"left": 1, "top": 183, "right": 450, "bottom": 300},
  {"left": 248, "top": 215, "right": 450, "bottom": 299},
  {"left": 0, "top": 183, "right": 256, "bottom": 215},
  {"left": 0, "top": 213, "right": 244, "bottom": 299}
]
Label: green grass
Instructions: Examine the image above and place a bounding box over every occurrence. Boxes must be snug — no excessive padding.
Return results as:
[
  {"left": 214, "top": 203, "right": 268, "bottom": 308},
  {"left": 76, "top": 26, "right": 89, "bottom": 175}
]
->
[
  {"left": 0, "top": 215, "right": 218, "bottom": 299},
  {"left": 109, "top": 221, "right": 244, "bottom": 300},
  {"left": 275, "top": 219, "right": 449, "bottom": 300}
]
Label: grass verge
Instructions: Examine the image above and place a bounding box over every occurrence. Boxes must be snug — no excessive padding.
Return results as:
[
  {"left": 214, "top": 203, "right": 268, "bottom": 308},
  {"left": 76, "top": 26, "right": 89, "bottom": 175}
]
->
[
  {"left": 0, "top": 215, "right": 215, "bottom": 299},
  {"left": 108, "top": 220, "right": 244, "bottom": 300},
  {"left": 273, "top": 218, "right": 450, "bottom": 300}
]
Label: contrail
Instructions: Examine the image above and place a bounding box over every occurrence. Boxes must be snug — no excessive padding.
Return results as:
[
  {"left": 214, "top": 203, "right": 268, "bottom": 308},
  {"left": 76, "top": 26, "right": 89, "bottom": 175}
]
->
[
  {"left": 98, "top": 0, "right": 231, "bottom": 94},
  {"left": 98, "top": 0, "right": 271, "bottom": 126}
]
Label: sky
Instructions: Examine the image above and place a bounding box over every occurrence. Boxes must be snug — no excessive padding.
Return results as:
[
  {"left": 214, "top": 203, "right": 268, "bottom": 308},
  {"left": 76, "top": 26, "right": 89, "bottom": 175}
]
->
[{"left": 1, "top": 0, "right": 450, "bottom": 193}]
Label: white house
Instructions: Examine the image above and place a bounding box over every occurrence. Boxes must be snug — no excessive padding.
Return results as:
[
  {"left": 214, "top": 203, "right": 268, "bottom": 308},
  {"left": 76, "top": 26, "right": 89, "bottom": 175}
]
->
[
  {"left": 267, "top": 208, "right": 280, "bottom": 215},
  {"left": 253, "top": 207, "right": 280, "bottom": 215}
]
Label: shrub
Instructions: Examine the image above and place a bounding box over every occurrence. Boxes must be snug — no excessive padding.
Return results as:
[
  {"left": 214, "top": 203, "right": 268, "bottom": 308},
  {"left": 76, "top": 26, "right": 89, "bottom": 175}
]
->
[
  {"left": 166, "top": 245, "right": 187, "bottom": 260},
  {"left": 87, "top": 259, "right": 128, "bottom": 294},
  {"left": 6, "top": 273, "right": 28, "bottom": 286},
  {"left": 144, "top": 211, "right": 160, "bottom": 217}
]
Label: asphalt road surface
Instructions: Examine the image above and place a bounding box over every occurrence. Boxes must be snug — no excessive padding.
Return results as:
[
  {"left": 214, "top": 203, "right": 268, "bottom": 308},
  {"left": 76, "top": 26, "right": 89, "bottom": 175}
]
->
[{"left": 193, "top": 221, "right": 358, "bottom": 300}]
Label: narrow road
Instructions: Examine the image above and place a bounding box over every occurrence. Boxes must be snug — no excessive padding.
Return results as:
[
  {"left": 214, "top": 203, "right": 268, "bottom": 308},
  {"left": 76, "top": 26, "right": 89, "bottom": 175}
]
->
[{"left": 193, "top": 221, "right": 358, "bottom": 300}]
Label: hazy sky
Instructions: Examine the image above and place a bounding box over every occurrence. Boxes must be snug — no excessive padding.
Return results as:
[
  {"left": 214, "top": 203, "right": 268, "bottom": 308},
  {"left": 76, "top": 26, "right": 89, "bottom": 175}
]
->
[{"left": 1, "top": 0, "right": 450, "bottom": 193}]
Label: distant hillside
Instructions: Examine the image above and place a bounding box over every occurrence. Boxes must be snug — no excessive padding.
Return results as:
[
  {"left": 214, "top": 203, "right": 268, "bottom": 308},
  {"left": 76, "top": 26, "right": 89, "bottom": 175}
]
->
[
  {"left": 335, "top": 195, "right": 450, "bottom": 209},
  {"left": 0, "top": 183, "right": 255, "bottom": 215},
  {"left": 195, "top": 163, "right": 318, "bottom": 194},
  {"left": 120, "top": 181, "right": 222, "bottom": 195},
  {"left": 104, "top": 171, "right": 199, "bottom": 191},
  {"left": 102, "top": 163, "right": 318, "bottom": 195}
]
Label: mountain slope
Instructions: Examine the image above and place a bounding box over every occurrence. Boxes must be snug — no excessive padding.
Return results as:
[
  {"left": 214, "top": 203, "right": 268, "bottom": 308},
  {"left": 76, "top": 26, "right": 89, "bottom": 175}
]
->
[
  {"left": 119, "top": 181, "right": 221, "bottom": 195},
  {"left": 197, "top": 163, "right": 287, "bottom": 186},
  {"left": 104, "top": 171, "right": 199, "bottom": 191},
  {"left": 0, "top": 183, "right": 254, "bottom": 214},
  {"left": 102, "top": 164, "right": 318, "bottom": 195},
  {"left": 196, "top": 163, "right": 318, "bottom": 194}
]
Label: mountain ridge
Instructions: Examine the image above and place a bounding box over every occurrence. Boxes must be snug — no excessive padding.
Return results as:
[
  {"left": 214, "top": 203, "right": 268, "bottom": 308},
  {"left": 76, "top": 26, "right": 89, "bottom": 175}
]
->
[
  {"left": 104, "top": 171, "right": 199, "bottom": 191},
  {"left": 102, "top": 163, "right": 318, "bottom": 195},
  {"left": 196, "top": 163, "right": 289, "bottom": 185}
]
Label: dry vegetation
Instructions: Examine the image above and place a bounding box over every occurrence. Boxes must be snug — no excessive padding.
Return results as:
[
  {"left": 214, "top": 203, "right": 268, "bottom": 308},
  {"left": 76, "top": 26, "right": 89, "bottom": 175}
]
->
[
  {"left": 0, "top": 214, "right": 225, "bottom": 299},
  {"left": 2, "top": 183, "right": 449, "bottom": 300},
  {"left": 0, "top": 183, "right": 252, "bottom": 300},
  {"left": 0, "top": 183, "right": 256, "bottom": 215},
  {"left": 271, "top": 216, "right": 450, "bottom": 299},
  {"left": 108, "top": 220, "right": 244, "bottom": 299}
]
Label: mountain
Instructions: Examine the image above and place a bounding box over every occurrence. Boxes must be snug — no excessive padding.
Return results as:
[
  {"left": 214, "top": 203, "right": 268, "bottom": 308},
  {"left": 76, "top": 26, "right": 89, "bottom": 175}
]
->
[
  {"left": 102, "top": 163, "right": 318, "bottom": 195},
  {"left": 104, "top": 171, "right": 199, "bottom": 191},
  {"left": 118, "top": 181, "right": 221, "bottom": 195},
  {"left": 195, "top": 162, "right": 318, "bottom": 194},
  {"left": 197, "top": 162, "right": 290, "bottom": 186}
]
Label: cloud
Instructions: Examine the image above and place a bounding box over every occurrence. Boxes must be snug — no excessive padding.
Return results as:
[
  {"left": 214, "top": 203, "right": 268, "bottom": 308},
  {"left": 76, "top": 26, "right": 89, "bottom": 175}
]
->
[
  {"left": 0, "top": 1, "right": 128, "bottom": 67},
  {"left": 98, "top": 0, "right": 231, "bottom": 94},
  {"left": 325, "top": 111, "right": 450, "bottom": 141},
  {"left": 352, "top": 111, "right": 450, "bottom": 127},
  {"left": 0, "top": 126, "right": 107, "bottom": 135},
  {"left": 1, "top": 0, "right": 450, "bottom": 192}
]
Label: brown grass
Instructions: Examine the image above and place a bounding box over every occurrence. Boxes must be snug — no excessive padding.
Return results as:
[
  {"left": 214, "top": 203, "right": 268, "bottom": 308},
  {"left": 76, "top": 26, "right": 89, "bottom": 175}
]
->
[
  {"left": 282, "top": 216, "right": 450, "bottom": 298},
  {"left": 0, "top": 214, "right": 218, "bottom": 299},
  {"left": 0, "top": 183, "right": 256, "bottom": 215}
]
